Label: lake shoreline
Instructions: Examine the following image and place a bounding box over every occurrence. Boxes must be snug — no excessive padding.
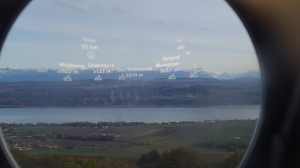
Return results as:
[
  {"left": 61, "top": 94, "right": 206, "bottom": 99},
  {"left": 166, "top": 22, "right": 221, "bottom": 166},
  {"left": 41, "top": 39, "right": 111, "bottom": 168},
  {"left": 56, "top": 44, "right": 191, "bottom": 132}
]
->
[{"left": 0, "top": 104, "right": 261, "bottom": 109}]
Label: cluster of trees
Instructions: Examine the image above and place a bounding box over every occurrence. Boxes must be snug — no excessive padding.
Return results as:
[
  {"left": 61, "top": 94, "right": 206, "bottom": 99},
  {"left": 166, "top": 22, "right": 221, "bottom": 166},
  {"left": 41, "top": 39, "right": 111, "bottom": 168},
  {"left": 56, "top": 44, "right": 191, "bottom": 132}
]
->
[
  {"left": 97, "top": 121, "right": 145, "bottom": 127},
  {"left": 11, "top": 150, "right": 135, "bottom": 168},
  {"left": 1, "top": 119, "right": 256, "bottom": 129},
  {"left": 61, "top": 122, "right": 98, "bottom": 127},
  {"left": 1, "top": 123, "right": 28, "bottom": 127},
  {"left": 220, "top": 149, "right": 245, "bottom": 168},
  {"left": 132, "top": 141, "right": 150, "bottom": 146},
  {"left": 137, "top": 147, "right": 210, "bottom": 168},
  {"left": 2, "top": 121, "right": 147, "bottom": 128},
  {"left": 56, "top": 133, "right": 115, "bottom": 141},
  {"left": 191, "top": 141, "right": 248, "bottom": 151},
  {"left": 137, "top": 147, "right": 246, "bottom": 168},
  {"left": 10, "top": 147, "right": 245, "bottom": 168}
]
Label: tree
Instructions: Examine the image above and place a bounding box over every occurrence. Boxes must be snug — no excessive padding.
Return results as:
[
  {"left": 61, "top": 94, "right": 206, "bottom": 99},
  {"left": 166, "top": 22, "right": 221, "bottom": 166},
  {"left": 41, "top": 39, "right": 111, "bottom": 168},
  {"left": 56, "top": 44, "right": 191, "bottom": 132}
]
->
[
  {"left": 137, "top": 149, "right": 160, "bottom": 168},
  {"left": 10, "top": 149, "right": 39, "bottom": 168},
  {"left": 220, "top": 149, "right": 245, "bottom": 168},
  {"left": 155, "top": 147, "right": 210, "bottom": 168}
]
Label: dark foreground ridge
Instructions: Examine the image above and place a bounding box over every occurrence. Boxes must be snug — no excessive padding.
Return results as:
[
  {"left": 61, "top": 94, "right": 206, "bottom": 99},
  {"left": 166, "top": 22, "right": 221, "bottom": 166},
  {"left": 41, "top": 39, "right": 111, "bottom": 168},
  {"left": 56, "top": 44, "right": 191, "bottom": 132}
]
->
[{"left": 0, "top": 78, "right": 261, "bottom": 108}]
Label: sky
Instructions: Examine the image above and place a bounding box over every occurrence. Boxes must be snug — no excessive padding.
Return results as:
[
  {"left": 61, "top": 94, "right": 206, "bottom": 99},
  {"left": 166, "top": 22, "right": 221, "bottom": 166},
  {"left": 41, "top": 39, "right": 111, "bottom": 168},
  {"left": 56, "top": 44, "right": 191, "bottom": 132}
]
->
[{"left": 0, "top": 0, "right": 259, "bottom": 73}]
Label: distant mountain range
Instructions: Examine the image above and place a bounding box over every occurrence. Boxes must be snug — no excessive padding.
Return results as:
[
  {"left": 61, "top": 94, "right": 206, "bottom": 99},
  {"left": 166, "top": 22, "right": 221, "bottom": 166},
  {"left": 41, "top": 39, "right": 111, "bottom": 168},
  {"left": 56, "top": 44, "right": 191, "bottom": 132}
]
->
[
  {"left": 0, "top": 68, "right": 260, "bottom": 82},
  {"left": 216, "top": 70, "right": 261, "bottom": 79}
]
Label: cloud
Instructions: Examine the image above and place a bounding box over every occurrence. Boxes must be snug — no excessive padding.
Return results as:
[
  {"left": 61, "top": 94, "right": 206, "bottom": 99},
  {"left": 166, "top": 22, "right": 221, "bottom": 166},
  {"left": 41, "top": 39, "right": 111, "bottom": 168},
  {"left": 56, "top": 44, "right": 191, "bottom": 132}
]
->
[
  {"left": 51, "top": 0, "right": 89, "bottom": 14},
  {"left": 91, "top": 5, "right": 101, "bottom": 10},
  {"left": 107, "top": 7, "right": 130, "bottom": 16},
  {"left": 201, "top": 27, "right": 209, "bottom": 31},
  {"left": 152, "top": 21, "right": 166, "bottom": 26},
  {"left": 177, "top": 22, "right": 184, "bottom": 25}
]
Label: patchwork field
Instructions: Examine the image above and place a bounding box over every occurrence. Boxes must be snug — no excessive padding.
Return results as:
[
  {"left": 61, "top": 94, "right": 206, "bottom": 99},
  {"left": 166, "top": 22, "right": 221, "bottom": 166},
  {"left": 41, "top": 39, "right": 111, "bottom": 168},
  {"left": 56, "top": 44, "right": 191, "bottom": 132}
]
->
[{"left": 6, "top": 121, "right": 256, "bottom": 167}]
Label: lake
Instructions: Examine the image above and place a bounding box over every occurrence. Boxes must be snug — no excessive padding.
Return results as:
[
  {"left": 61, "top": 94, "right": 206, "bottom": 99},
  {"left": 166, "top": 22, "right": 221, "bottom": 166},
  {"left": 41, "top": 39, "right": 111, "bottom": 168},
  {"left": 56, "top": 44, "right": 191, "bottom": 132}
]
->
[{"left": 0, "top": 106, "right": 260, "bottom": 124}]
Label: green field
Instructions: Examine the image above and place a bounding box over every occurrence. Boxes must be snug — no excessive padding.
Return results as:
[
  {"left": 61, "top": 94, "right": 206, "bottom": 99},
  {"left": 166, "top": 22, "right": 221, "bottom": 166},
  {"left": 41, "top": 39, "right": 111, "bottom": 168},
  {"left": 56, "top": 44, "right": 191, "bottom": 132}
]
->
[
  {"left": 7, "top": 121, "right": 256, "bottom": 167},
  {"left": 12, "top": 126, "right": 57, "bottom": 134}
]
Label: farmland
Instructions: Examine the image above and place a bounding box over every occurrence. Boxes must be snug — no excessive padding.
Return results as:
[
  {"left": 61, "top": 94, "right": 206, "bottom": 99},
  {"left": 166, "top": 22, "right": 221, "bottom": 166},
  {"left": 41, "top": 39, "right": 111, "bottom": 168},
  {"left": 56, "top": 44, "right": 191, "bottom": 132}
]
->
[{"left": 3, "top": 120, "right": 256, "bottom": 167}]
